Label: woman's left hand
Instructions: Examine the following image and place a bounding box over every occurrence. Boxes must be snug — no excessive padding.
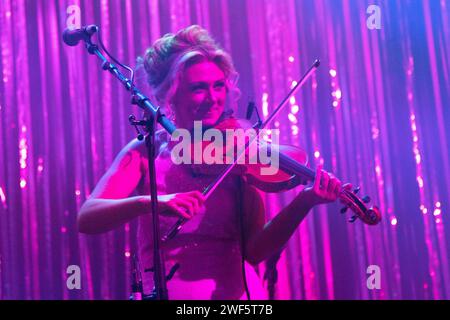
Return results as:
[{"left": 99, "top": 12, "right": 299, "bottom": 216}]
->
[{"left": 299, "top": 165, "right": 352, "bottom": 208}]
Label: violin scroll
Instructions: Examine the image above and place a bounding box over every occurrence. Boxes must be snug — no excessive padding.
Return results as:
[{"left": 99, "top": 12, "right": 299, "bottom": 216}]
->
[{"left": 339, "top": 187, "right": 381, "bottom": 225}]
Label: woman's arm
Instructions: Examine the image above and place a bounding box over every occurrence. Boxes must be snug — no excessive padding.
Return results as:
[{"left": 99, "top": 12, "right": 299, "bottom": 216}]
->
[
  {"left": 77, "top": 139, "right": 205, "bottom": 234},
  {"left": 78, "top": 197, "right": 151, "bottom": 234},
  {"left": 244, "top": 165, "right": 347, "bottom": 265},
  {"left": 77, "top": 139, "right": 149, "bottom": 234}
]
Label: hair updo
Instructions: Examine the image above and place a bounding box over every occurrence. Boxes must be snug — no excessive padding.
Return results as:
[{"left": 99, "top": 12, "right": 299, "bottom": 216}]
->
[{"left": 136, "top": 25, "right": 240, "bottom": 115}]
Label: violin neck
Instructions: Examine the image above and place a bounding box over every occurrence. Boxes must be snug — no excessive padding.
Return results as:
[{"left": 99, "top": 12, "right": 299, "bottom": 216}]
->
[{"left": 278, "top": 152, "right": 316, "bottom": 181}]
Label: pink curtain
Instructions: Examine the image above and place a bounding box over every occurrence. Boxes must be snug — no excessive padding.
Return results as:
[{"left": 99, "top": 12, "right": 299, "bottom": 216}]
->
[{"left": 1, "top": 0, "right": 449, "bottom": 299}]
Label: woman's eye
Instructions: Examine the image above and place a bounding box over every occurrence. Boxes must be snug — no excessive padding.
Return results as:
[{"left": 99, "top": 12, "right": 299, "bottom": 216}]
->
[
  {"left": 191, "top": 86, "right": 204, "bottom": 93},
  {"left": 214, "top": 82, "right": 225, "bottom": 90}
]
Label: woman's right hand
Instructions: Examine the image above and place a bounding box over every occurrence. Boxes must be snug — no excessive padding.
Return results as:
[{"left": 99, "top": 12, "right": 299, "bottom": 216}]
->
[{"left": 157, "top": 191, "right": 206, "bottom": 219}]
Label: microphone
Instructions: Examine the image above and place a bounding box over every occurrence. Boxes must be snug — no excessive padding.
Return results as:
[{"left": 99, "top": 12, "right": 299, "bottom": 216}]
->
[
  {"left": 246, "top": 101, "right": 263, "bottom": 129},
  {"left": 62, "top": 25, "right": 98, "bottom": 46},
  {"left": 246, "top": 101, "right": 255, "bottom": 120}
]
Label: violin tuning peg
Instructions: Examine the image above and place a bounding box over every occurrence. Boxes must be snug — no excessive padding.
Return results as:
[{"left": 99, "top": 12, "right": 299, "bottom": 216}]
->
[
  {"left": 353, "top": 187, "right": 361, "bottom": 194},
  {"left": 362, "top": 195, "right": 371, "bottom": 203},
  {"left": 340, "top": 206, "right": 348, "bottom": 214},
  {"left": 349, "top": 215, "right": 358, "bottom": 223}
]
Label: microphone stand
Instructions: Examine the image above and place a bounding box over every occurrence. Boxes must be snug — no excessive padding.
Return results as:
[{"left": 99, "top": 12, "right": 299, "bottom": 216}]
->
[{"left": 74, "top": 31, "right": 172, "bottom": 300}]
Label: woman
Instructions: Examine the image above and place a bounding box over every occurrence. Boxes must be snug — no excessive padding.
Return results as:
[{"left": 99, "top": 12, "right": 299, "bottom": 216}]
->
[{"left": 78, "top": 25, "right": 346, "bottom": 300}]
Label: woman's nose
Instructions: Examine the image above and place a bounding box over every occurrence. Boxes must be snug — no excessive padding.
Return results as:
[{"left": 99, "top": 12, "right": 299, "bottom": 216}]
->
[{"left": 206, "top": 87, "right": 218, "bottom": 103}]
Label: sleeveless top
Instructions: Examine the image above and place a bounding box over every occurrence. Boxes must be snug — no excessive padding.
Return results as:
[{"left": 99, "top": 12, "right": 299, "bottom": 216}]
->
[{"left": 136, "top": 130, "right": 267, "bottom": 300}]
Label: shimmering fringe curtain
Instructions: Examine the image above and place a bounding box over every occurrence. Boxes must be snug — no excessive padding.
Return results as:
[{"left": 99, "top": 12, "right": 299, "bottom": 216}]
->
[{"left": 0, "top": 0, "right": 449, "bottom": 299}]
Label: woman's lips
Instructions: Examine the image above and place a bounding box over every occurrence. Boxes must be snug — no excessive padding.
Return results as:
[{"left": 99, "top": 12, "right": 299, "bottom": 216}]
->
[{"left": 203, "top": 107, "right": 220, "bottom": 115}]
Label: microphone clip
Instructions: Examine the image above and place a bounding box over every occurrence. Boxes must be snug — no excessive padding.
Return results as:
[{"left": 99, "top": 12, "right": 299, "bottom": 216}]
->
[
  {"left": 128, "top": 114, "right": 145, "bottom": 141},
  {"left": 246, "top": 101, "right": 263, "bottom": 129}
]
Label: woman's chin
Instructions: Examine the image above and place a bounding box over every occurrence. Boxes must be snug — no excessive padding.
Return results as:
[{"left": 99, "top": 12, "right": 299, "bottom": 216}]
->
[
  {"left": 201, "top": 119, "right": 215, "bottom": 127},
  {"left": 200, "top": 115, "right": 220, "bottom": 127}
]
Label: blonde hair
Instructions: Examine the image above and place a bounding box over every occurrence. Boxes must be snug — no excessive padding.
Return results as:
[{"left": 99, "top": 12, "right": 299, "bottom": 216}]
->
[{"left": 136, "top": 25, "right": 240, "bottom": 116}]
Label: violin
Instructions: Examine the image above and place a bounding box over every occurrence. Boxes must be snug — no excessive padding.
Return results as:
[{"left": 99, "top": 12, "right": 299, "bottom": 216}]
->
[
  {"left": 162, "top": 60, "right": 381, "bottom": 242},
  {"left": 162, "top": 116, "right": 381, "bottom": 242}
]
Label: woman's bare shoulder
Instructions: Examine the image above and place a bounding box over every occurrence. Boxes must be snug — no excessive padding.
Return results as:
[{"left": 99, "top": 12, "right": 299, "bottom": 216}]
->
[{"left": 88, "top": 138, "right": 147, "bottom": 199}]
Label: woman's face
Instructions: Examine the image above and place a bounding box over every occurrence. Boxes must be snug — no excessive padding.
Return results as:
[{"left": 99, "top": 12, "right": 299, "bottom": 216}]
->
[{"left": 171, "top": 60, "right": 227, "bottom": 130}]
